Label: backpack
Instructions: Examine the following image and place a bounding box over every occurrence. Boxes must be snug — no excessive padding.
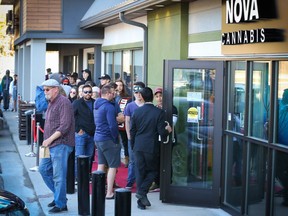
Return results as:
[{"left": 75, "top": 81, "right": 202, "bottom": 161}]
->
[{"left": 35, "top": 86, "right": 48, "bottom": 113}]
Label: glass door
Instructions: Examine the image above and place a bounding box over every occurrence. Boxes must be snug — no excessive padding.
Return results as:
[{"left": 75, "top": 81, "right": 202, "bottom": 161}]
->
[{"left": 160, "top": 60, "right": 223, "bottom": 207}]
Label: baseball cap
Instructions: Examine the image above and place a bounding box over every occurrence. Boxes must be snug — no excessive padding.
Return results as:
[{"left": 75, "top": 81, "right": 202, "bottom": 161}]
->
[
  {"left": 98, "top": 74, "right": 111, "bottom": 80},
  {"left": 154, "top": 87, "right": 163, "bottom": 95},
  {"left": 42, "top": 79, "right": 60, "bottom": 87}
]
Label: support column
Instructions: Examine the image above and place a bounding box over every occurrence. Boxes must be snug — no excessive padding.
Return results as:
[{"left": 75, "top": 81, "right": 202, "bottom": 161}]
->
[
  {"left": 29, "top": 39, "right": 46, "bottom": 101},
  {"left": 23, "top": 44, "right": 31, "bottom": 101}
]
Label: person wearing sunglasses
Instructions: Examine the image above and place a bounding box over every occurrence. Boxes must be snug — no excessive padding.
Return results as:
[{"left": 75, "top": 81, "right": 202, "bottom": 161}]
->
[
  {"left": 72, "top": 84, "right": 96, "bottom": 181},
  {"left": 68, "top": 87, "right": 78, "bottom": 103},
  {"left": 130, "top": 87, "right": 172, "bottom": 209},
  {"left": 123, "top": 81, "right": 146, "bottom": 190},
  {"left": 39, "top": 79, "right": 75, "bottom": 213}
]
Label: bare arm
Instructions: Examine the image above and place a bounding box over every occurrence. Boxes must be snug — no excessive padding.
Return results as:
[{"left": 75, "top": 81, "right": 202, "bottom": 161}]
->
[
  {"left": 125, "top": 116, "right": 131, "bottom": 140},
  {"left": 42, "top": 131, "right": 62, "bottom": 147}
]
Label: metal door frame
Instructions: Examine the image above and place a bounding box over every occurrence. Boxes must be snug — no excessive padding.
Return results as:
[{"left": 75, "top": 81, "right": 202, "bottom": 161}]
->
[{"left": 160, "top": 60, "right": 224, "bottom": 207}]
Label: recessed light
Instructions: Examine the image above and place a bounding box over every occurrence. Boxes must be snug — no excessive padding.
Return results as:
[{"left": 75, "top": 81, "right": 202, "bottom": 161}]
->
[
  {"left": 145, "top": 8, "right": 154, "bottom": 11},
  {"left": 156, "top": 5, "right": 165, "bottom": 7}
]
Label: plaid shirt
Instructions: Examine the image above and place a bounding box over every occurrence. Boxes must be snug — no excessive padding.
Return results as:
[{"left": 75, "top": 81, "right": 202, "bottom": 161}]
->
[{"left": 44, "top": 94, "right": 75, "bottom": 147}]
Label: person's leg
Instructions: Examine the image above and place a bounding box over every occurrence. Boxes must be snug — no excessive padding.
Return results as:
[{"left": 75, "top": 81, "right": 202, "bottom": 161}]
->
[
  {"left": 75, "top": 133, "right": 85, "bottom": 178},
  {"left": 140, "top": 152, "right": 159, "bottom": 195},
  {"left": 86, "top": 135, "right": 95, "bottom": 173},
  {"left": 50, "top": 144, "right": 73, "bottom": 208},
  {"left": 120, "top": 130, "right": 129, "bottom": 167},
  {"left": 39, "top": 157, "right": 55, "bottom": 193},
  {"left": 106, "top": 168, "right": 117, "bottom": 197},
  {"left": 13, "top": 99, "right": 17, "bottom": 111},
  {"left": 3, "top": 90, "right": 9, "bottom": 110},
  {"left": 127, "top": 140, "right": 135, "bottom": 187},
  {"left": 134, "top": 151, "right": 152, "bottom": 207},
  {"left": 134, "top": 151, "right": 145, "bottom": 196}
]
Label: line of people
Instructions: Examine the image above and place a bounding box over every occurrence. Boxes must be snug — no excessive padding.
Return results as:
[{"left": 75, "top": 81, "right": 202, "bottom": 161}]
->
[{"left": 38, "top": 71, "right": 172, "bottom": 213}]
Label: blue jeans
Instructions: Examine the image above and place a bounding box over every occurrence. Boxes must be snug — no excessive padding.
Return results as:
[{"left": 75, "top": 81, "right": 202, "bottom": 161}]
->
[
  {"left": 75, "top": 132, "right": 95, "bottom": 177},
  {"left": 39, "top": 144, "right": 73, "bottom": 208},
  {"left": 127, "top": 140, "right": 135, "bottom": 184}
]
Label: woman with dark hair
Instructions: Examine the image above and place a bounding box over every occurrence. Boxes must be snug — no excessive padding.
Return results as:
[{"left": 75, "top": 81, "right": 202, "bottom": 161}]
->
[
  {"left": 68, "top": 86, "right": 78, "bottom": 103},
  {"left": 115, "top": 79, "right": 132, "bottom": 167}
]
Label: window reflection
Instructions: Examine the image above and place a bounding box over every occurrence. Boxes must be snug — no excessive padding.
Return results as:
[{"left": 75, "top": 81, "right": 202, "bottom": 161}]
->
[
  {"left": 274, "top": 151, "right": 288, "bottom": 215},
  {"left": 250, "top": 62, "right": 270, "bottom": 140},
  {"left": 172, "top": 68, "right": 215, "bottom": 189},
  {"left": 227, "top": 61, "right": 246, "bottom": 134},
  {"left": 277, "top": 61, "right": 288, "bottom": 147},
  {"left": 247, "top": 144, "right": 267, "bottom": 215},
  {"left": 225, "top": 136, "right": 243, "bottom": 210}
]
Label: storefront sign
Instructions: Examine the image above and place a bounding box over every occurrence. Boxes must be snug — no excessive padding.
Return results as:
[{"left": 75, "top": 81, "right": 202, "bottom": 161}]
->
[{"left": 222, "top": 0, "right": 283, "bottom": 45}]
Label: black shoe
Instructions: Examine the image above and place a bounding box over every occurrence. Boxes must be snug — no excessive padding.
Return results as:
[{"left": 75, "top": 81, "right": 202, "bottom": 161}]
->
[
  {"left": 136, "top": 194, "right": 151, "bottom": 206},
  {"left": 47, "top": 200, "right": 55, "bottom": 207},
  {"left": 137, "top": 199, "right": 146, "bottom": 210},
  {"left": 48, "top": 206, "right": 68, "bottom": 213}
]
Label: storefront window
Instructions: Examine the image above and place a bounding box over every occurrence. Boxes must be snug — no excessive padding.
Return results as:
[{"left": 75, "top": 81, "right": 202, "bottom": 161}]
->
[
  {"left": 225, "top": 136, "right": 243, "bottom": 210},
  {"left": 250, "top": 62, "right": 270, "bottom": 140},
  {"left": 133, "top": 50, "right": 143, "bottom": 82},
  {"left": 247, "top": 143, "right": 267, "bottom": 215},
  {"left": 104, "top": 49, "right": 143, "bottom": 87},
  {"left": 277, "top": 61, "right": 288, "bottom": 147},
  {"left": 227, "top": 61, "right": 246, "bottom": 134},
  {"left": 105, "top": 52, "right": 113, "bottom": 77},
  {"left": 274, "top": 151, "right": 288, "bottom": 215},
  {"left": 113, "top": 51, "right": 122, "bottom": 80}
]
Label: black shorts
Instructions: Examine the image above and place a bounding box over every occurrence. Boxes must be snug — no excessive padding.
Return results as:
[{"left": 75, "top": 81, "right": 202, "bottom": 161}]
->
[{"left": 95, "top": 140, "right": 121, "bottom": 168}]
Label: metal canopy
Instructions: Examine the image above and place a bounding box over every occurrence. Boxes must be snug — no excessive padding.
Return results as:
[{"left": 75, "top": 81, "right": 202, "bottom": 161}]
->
[{"left": 80, "top": 0, "right": 193, "bottom": 29}]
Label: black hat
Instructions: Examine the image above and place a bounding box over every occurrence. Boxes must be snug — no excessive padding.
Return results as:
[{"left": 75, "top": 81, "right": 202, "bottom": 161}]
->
[
  {"left": 82, "top": 69, "right": 91, "bottom": 73},
  {"left": 98, "top": 74, "right": 111, "bottom": 80}
]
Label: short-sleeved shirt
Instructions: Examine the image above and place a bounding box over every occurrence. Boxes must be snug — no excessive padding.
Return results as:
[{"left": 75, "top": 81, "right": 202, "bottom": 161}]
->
[{"left": 124, "top": 101, "right": 140, "bottom": 119}]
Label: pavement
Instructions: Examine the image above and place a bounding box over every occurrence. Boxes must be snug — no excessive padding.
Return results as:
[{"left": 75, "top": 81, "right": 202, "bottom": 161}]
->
[{"left": 2, "top": 110, "right": 231, "bottom": 216}]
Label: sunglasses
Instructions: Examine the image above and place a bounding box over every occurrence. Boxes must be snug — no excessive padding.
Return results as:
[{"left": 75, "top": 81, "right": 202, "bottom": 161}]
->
[
  {"left": 133, "top": 85, "right": 143, "bottom": 93},
  {"left": 43, "top": 87, "right": 55, "bottom": 92},
  {"left": 83, "top": 90, "right": 92, "bottom": 94}
]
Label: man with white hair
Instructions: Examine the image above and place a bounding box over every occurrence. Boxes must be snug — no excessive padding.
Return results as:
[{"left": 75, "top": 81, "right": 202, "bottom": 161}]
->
[{"left": 38, "top": 79, "right": 75, "bottom": 213}]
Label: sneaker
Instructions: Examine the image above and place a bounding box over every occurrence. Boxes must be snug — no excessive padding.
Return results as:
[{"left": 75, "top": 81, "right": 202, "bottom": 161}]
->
[
  {"left": 125, "top": 182, "right": 133, "bottom": 189},
  {"left": 48, "top": 206, "right": 68, "bottom": 213},
  {"left": 47, "top": 200, "right": 55, "bottom": 207},
  {"left": 149, "top": 182, "right": 160, "bottom": 192}
]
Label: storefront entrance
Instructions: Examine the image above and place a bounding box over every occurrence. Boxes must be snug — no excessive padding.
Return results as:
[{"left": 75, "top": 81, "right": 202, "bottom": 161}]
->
[{"left": 160, "top": 60, "right": 224, "bottom": 207}]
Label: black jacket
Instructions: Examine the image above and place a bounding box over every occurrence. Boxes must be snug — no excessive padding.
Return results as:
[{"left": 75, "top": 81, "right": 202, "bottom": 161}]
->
[
  {"left": 73, "top": 97, "right": 95, "bottom": 136},
  {"left": 130, "top": 103, "right": 169, "bottom": 154}
]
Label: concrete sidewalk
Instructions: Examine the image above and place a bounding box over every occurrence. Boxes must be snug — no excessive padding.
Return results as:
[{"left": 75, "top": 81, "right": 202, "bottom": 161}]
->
[{"left": 3, "top": 110, "right": 231, "bottom": 216}]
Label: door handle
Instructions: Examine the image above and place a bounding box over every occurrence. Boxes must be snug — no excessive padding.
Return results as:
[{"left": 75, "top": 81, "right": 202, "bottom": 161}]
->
[
  {"left": 197, "top": 122, "right": 203, "bottom": 141},
  {"left": 163, "top": 121, "right": 170, "bottom": 144}
]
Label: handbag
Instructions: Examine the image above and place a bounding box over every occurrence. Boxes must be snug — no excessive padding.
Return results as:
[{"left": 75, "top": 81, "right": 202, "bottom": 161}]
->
[{"left": 39, "top": 146, "right": 50, "bottom": 158}]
